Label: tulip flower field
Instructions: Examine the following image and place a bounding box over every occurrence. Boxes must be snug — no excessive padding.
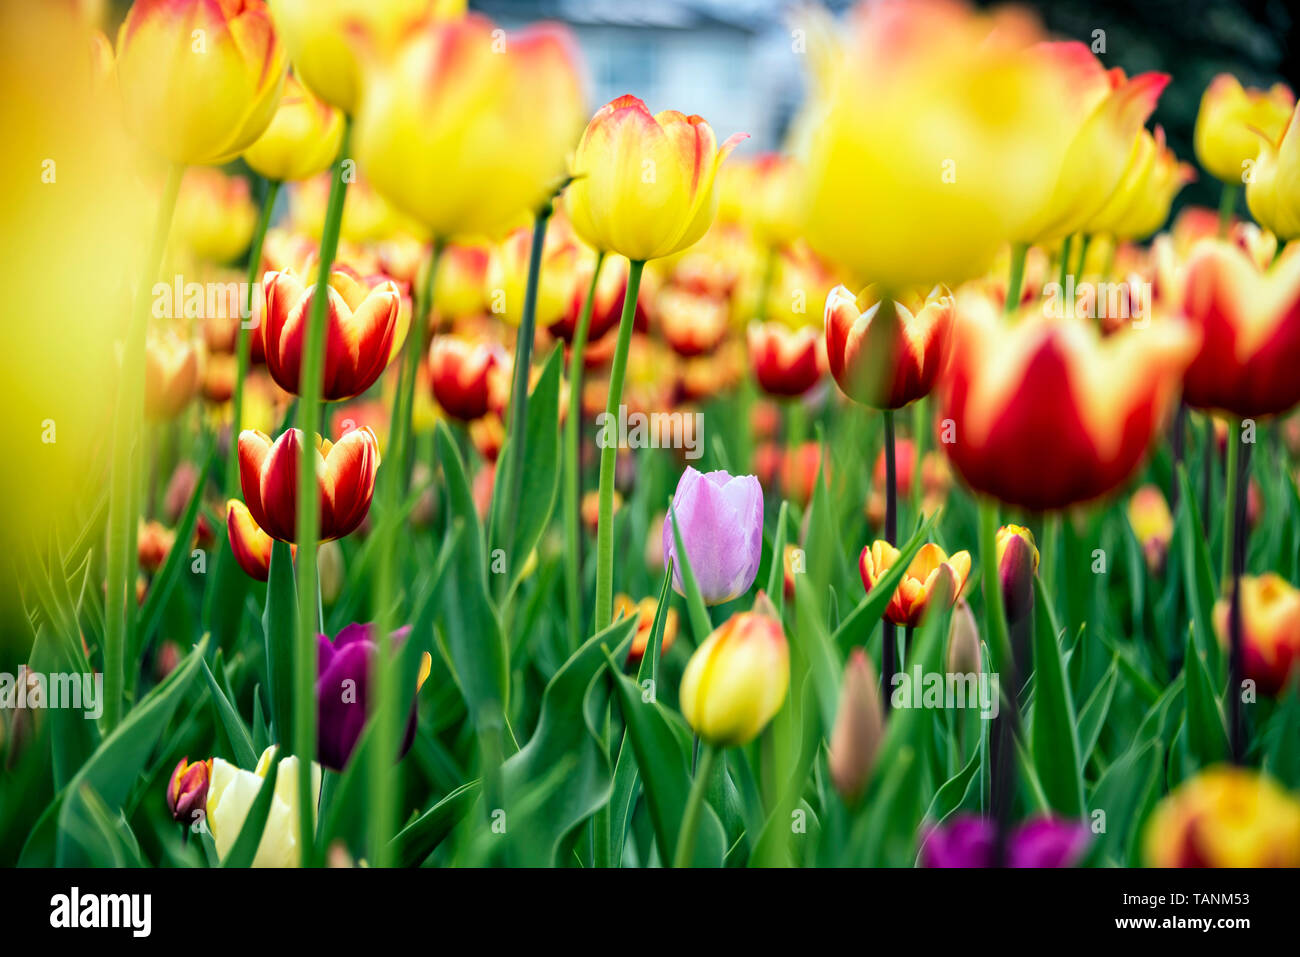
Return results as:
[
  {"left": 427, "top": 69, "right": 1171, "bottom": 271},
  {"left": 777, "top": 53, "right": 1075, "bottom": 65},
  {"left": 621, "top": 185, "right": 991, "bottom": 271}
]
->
[{"left": 6, "top": 0, "right": 1300, "bottom": 892}]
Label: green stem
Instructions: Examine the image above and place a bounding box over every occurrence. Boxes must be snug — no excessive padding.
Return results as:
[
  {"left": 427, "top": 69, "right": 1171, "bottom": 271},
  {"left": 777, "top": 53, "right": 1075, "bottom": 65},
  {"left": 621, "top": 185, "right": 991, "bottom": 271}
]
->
[
  {"left": 1057, "top": 234, "right": 1074, "bottom": 292},
  {"left": 390, "top": 240, "right": 444, "bottom": 493},
  {"left": 593, "top": 258, "right": 646, "bottom": 633},
  {"left": 910, "top": 396, "right": 927, "bottom": 518},
  {"left": 1074, "top": 234, "right": 1092, "bottom": 281},
  {"left": 978, "top": 500, "right": 1013, "bottom": 684},
  {"left": 1004, "top": 242, "right": 1028, "bottom": 314},
  {"left": 672, "top": 743, "right": 717, "bottom": 868},
  {"left": 1221, "top": 418, "right": 1239, "bottom": 585},
  {"left": 226, "top": 178, "right": 280, "bottom": 493},
  {"left": 495, "top": 206, "right": 552, "bottom": 597},
  {"left": 564, "top": 250, "right": 606, "bottom": 651},
  {"left": 293, "top": 121, "right": 352, "bottom": 868},
  {"left": 104, "top": 161, "right": 183, "bottom": 732},
  {"left": 1217, "top": 182, "right": 1239, "bottom": 238}
]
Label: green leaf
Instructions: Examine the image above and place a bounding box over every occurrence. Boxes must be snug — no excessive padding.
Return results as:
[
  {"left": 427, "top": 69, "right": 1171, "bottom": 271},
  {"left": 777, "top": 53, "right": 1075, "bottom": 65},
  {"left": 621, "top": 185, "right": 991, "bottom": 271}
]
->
[
  {"left": 832, "top": 511, "right": 940, "bottom": 652},
  {"left": 924, "top": 746, "right": 981, "bottom": 826},
  {"left": 221, "top": 756, "right": 279, "bottom": 868},
  {"left": 200, "top": 655, "right": 257, "bottom": 770},
  {"left": 1076, "top": 656, "right": 1119, "bottom": 766},
  {"left": 765, "top": 500, "right": 790, "bottom": 620},
  {"left": 1182, "top": 626, "right": 1229, "bottom": 771},
  {"left": 389, "top": 780, "right": 481, "bottom": 867},
  {"left": 262, "top": 539, "right": 297, "bottom": 746},
  {"left": 1029, "top": 577, "right": 1084, "bottom": 816},
  {"left": 1176, "top": 464, "right": 1221, "bottom": 675}
]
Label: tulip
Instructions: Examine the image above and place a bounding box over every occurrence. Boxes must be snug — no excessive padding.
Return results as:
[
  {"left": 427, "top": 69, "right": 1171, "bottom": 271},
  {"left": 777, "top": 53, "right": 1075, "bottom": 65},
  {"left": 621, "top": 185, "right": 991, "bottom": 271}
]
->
[
  {"left": 1144, "top": 766, "right": 1300, "bottom": 867},
  {"left": 613, "top": 594, "right": 679, "bottom": 664},
  {"left": 288, "top": 171, "right": 416, "bottom": 243},
  {"left": 144, "top": 331, "right": 200, "bottom": 421},
  {"left": 1127, "top": 484, "right": 1174, "bottom": 575},
  {"left": 469, "top": 413, "right": 504, "bottom": 464},
  {"left": 317, "top": 539, "right": 344, "bottom": 605},
  {"left": 261, "top": 268, "right": 405, "bottom": 401},
  {"left": 658, "top": 286, "right": 729, "bottom": 357},
  {"left": 330, "top": 399, "right": 391, "bottom": 456},
  {"left": 1194, "top": 74, "right": 1295, "bottom": 185},
  {"left": 564, "top": 94, "right": 747, "bottom": 262},
  {"left": 268, "top": 0, "right": 441, "bottom": 115},
  {"left": 824, "top": 284, "right": 953, "bottom": 410},
  {"left": 1246, "top": 102, "right": 1300, "bottom": 241},
  {"left": 355, "top": 14, "right": 584, "bottom": 238},
  {"left": 946, "top": 600, "right": 981, "bottom": 675},
  {"left": 1016, "top": 44, "right": 1168, "bottom": 244},
  {"left": 922, "top": 814, "right": 1090, "bottom": 868},
  {"left": 487, "top": 216, "right": 581, "bottom": 328},
  {"left": 165, "top": 756, "right": 212, "bottom": 826},
  {"left": 170, "top": 168, "right": 257, "bottom": 263},
  {"left": 859, "top": 541, "right": 970, "bottom": 628},
  {"left": 1211, "top": 574, "right": 1300, "bottom": 696},
  {"left": 828, "top": 649, "right": 884, "bottom": 804},
  {"left": 226, "top": 498, "right": 295, "bottom": 581},
  {"left": 939, "top": 291, "right": 1195, "bottom": 510},
  {"left": 800, "top": 0, "right": 1070, "bottom": 286},
  {"left": 780, "top": 441, "right": 828, "bottom": 508},
  {"left": 1180, "top": 241, "right": 1300, "bottom": 418},
  {"left": 550, "top": 255, "right": 652, "bottom": 344},
  {"left": 115, "top": 0, "right": 287, "bottom": 166},
  {"left": 739, "top": 153, "right": 805, "bottom": 250},
  {"left": 237, "top": 426, "right": 380, "bottom": 543},
  {"left": 163, "top": 461, "right": 202, "bottom": 524},
  {"left": 242, "top": 73, "right": 345, "bottom": 182},
  {"left": 866, "top": 441, "right": 951, "bottom": 528},
  {"left": 662, "top": 467, "right": 763, "bottom": 606},
  {"left": 1089, "top": 126, "right": 1195, "bottom": 241},
  {"left": 996, "top": 525, "right": 1039, "bottom": 626},
  {"left": 315, "top": 622, "right": 431, "bottom": 771},
  {"left": 429, "top": 244, "right": 490, "bottom": 325},
  {"left": 207, "top": 745, "right": 321, "bottom": 868},
  {"left": 427, "top": 335, "right": 508, "bottom": 422},
  {"left": 679, "top": 592, "right": 789, "bottom": 746},
  {"left": 748, "top": 322, "right": 824, "bottom": 397},
  {"left": 137, "top": 520, "right": 175, "bottom": 575}
]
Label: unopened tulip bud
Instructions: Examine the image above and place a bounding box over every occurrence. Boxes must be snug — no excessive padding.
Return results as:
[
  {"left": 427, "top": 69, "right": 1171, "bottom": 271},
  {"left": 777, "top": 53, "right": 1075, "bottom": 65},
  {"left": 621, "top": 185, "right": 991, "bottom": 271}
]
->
[
  {"left": 679, "top": 592, "right": 789, "bottom": 746},
  {"left": 947, "top": 600, "right": 982, "bottom": 674},
  {"left": 662, "top": 467, "right": 763, "bottom": 606},
  {"left": 996, "top": 525, "right": 1039, "bottom": 625},
  {"left": 318, "top": 540, "right": 344, "bottom": 606},
  {"left": 166, "top": 756, "right": 212, "bottom": 826},
  {"left": 828, "top": 649, "right": 884, "bottom": 804}
]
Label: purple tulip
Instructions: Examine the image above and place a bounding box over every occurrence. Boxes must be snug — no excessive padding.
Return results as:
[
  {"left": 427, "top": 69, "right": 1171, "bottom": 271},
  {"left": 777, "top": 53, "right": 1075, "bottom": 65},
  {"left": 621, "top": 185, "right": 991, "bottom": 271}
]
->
[
  {"left": 316, "top": 622, "right": 419, "bottom": 772},
  {"left": 920, "top": 814, "right": 1090, "bottom": 868},
  {"left": 662, "top": 467, "right": 763, "bottom": 606}
]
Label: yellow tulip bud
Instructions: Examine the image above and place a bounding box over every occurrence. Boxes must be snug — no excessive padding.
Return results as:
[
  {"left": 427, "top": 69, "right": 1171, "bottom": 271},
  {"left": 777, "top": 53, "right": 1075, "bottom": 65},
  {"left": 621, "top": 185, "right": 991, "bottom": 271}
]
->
[
  {"left": 243, "top": 73, "right": 345, "bottom": 182},
  {"left": 563, "top": 95, "right": 747, "bottom": 262},
  {"left": 354, "top": 14, "right": 585, "bottom": 239},
  {"left": 679, "top": 592, "right": 789, "bottom": 746},
  {"left": 116, "top": 0, "right": 288, "bottom": 166},
  {"left": 206, "top": 746, "right": 321, "bottom": 868},
  {"left": 1246, "top": 103, "right": 1300, "bottom": 241},
  {"left": 1194, "top": 73, "right": 1294, "bottom": 185}
]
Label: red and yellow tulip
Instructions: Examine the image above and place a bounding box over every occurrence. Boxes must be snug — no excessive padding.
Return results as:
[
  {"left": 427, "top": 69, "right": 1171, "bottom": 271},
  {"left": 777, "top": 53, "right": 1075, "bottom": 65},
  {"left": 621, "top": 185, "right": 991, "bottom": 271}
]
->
[
  {"left": 1213, "top": 574, "right": 1300, "bottom": 696},
  {"left": 859, "top": 540, "right": 970, "bottom": 628}
]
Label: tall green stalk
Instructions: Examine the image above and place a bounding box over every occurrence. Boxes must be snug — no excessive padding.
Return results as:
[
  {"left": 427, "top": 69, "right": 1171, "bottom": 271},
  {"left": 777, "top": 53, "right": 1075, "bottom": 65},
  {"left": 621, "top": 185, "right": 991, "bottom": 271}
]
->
[
  {"left": 1221, "top": 419, "right": 1239, "bottom": 585},
  {"left": 564, "top": 251, "right": 606, "bottom": 651},
  {"left": 293, "top": 123, "right": 352, "bottom": 868},
  {"left": 104, "top": 162, "right": 183, "bottom": 732},
  {"left": 390, "top": 240, "right": 444, "bottom": 492},
  {"left": 226, "top": 178, "right": 280, "bottom": 493},
  {"left": 593, "top": 258, "right": 646, "bottom": 632},
  {"left": 1004, "top": 242, "right": 1028, "bottom": 314},
  {"left": 1217, "top": 182, "right": 1239, "bottom": 237},
  {"left": 495, "top": 206, "right": 552, "bottom": 598},
  {"left": 673, "top": 743, "right": 717, "bottom": 867}
]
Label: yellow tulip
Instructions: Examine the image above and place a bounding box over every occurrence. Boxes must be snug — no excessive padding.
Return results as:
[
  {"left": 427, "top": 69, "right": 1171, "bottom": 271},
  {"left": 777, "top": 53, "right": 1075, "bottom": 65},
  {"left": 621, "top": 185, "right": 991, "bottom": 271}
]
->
[
  {"left": 1247, "top": 103, "right": 1300, "bottom": 240},
  {"left": 243, "top": 73, "right": 345, "bottom": 182},
  {"left": 486, "top": 215, "right": 581, "bottom": 327},
  {"left": 354, "top": 14, "right": 585, "bottom": 239},
  {"left": 1015, "top": 44, "right": 1168, "bottom": 244},
  {"left": 1144, "top": 766, "right": 1300, "bottom": 867},
  {"left": 116, "top": 0, "right": 287, "bottom": 166},
  {"left": 800, "top": 0, "right": 1070, "bottom": 287},
  {"left": 170, "top": 167, "right": 257, "bottom": 264},
  {"left": 268, "top": 0, "right": 457, "bottom": 115},
  {"left": 1089, "top": 126, "right": 1195, "bottom": 241},
  {"left": 1194, "top": 73, "right": 1294, "bottom": 185},
  {"left": 679, "top": 592, "right": 789, "bottom": 746},
  {"left": 564, "top": 95, "right": 747, "bottom": 262},
  {"left": 206, "top": 746, "right": 321, "bottom": 868}
]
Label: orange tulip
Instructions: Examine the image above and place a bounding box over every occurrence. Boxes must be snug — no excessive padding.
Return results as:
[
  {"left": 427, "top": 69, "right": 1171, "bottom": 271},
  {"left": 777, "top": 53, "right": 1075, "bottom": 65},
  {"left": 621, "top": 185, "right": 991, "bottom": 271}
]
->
[
  {"left": 824, "top": 283, "right": 953, "bottom": 410},
  {"left": 939, "top": 292, "right": 1195, "bottom": 510},
  {"left": 237, "top": 427, "right": 380, "bottom": 543},
  {"left": 1181, "top": 241, "right": 1300, "bottom": 418},
  {"left": 1213, "top": 574, "right": 1300, "bottom": 696},
  {"left": 261, "top": 268, "right": 405, "bottom": 401},
  {"left": 747, "top": 322, "right": 824, "bottom": 397},
  {"left": 427, "top": 335, "right": 507, "bottom": 422},
  {"left": 137, "top": 520, "right": 176, "bottom": 575},
  {"left": 226, "top": 498, "right": 295, "bottom": 581},
  {"left": 144, "top": 331, "right": 200, "bottom": 421},
  {"left": 613, "top": 593, "right": 679, "bottom": 664},
  {"left": 859, "top": 541, "right": 970, "bottom": 628}
]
